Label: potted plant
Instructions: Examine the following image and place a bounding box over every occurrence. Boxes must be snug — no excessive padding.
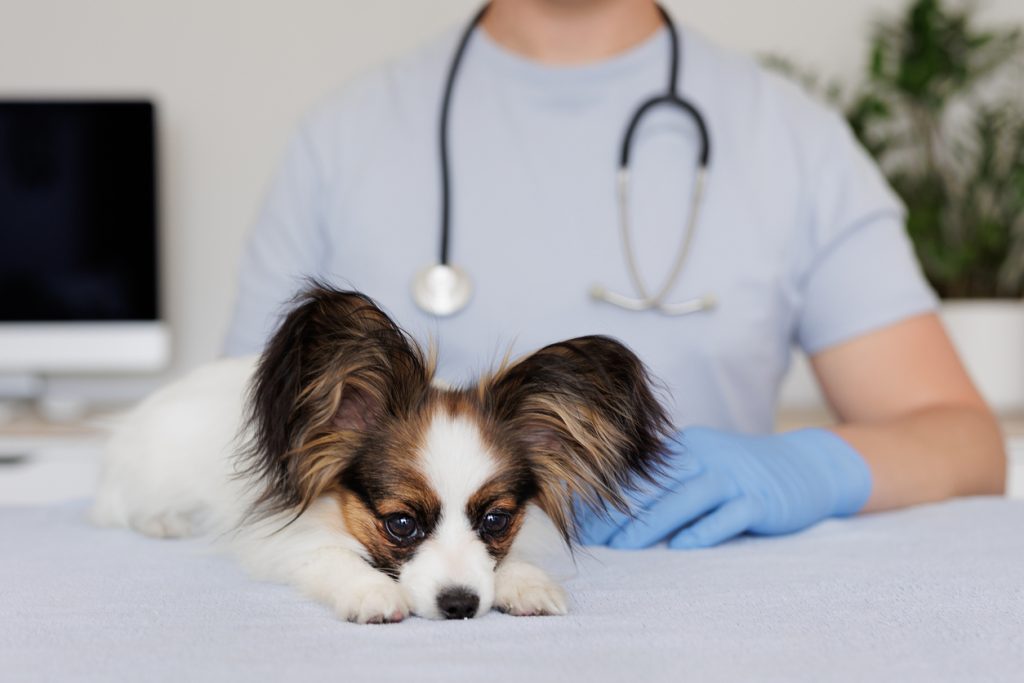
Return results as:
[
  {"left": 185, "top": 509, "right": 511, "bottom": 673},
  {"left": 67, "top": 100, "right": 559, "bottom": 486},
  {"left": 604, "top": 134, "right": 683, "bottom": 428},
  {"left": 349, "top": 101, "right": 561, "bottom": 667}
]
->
[{"left": 773, "top": 0, "right": 1024, "bottom": 411}]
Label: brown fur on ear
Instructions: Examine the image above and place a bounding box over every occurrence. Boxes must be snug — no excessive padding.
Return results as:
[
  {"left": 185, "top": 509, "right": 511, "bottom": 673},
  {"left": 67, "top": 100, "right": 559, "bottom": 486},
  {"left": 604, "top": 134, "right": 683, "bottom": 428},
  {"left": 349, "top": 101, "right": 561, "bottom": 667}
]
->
[
  {"left": 240, "top": 282, "right": 433, "bottom": 518},
  {"left": 480, "top": 336, "right": 674, "bottom": 543}
]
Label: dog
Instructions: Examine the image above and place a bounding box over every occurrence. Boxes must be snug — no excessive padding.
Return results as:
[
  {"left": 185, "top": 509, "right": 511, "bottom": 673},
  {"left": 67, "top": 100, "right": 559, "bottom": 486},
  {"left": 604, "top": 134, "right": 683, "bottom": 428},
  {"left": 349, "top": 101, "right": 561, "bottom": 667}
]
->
[{"left": 92, "top": 285, "right": 672, "bottom": 622}]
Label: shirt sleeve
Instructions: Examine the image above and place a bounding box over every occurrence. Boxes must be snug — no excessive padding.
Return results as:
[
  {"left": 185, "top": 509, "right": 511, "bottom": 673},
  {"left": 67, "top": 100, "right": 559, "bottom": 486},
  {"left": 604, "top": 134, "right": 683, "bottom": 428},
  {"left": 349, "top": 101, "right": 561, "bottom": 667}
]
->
[
  {"left": 794, "top": 112, "right": 938, "bottom": 355},
  {"left": 223, "top": 125, "right": 327, "bottom": 356}
]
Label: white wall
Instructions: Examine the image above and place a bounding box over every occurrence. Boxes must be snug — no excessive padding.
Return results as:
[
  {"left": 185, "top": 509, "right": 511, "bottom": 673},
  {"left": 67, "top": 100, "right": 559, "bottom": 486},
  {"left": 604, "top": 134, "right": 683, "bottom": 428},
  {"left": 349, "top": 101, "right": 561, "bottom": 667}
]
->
[{"left": 2, "top": 0, "right": 1023, "bottom": 388}]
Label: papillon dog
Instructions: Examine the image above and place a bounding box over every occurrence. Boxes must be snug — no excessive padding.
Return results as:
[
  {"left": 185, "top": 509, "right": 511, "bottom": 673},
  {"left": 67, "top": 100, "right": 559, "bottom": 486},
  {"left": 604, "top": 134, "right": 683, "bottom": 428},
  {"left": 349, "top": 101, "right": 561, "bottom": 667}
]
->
[{"left": 93, "top": 285, "right": 672, "bottom": 622}]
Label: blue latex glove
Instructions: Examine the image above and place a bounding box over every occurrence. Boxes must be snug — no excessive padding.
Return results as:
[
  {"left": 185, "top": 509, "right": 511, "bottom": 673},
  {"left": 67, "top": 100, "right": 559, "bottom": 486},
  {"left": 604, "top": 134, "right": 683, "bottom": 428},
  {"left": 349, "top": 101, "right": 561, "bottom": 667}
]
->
[{"left": 577, "top": 427, "right": 872, "bottom": 550}]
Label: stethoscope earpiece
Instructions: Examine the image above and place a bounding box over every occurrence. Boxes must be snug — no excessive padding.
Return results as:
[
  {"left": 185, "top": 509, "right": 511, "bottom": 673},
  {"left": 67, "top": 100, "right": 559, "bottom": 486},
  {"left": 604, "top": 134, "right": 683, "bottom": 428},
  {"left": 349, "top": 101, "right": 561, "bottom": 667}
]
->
[{"left": 413, "top": 2, "right": 715, "bottom": 318}]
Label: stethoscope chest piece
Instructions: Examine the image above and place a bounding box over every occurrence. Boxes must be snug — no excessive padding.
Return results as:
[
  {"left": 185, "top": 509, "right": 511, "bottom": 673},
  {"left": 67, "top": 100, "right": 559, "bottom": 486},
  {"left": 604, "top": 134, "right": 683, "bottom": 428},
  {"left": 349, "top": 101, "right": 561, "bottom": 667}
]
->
[{"left": 413, "top": 263, "right": 473, "bottom": 317}]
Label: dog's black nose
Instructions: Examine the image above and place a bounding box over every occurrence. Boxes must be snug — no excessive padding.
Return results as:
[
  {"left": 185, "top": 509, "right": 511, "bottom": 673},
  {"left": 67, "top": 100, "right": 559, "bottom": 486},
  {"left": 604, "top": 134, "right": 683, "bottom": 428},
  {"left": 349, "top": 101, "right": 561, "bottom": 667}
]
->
[{"left": 437, "top": 586, "right": 479, "bottom": 620}]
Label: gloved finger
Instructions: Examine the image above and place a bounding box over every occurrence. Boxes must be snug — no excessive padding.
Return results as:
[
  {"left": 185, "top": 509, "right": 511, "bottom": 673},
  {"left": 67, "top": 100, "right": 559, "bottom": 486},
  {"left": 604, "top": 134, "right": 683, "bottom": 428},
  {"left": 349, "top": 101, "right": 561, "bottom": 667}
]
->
[
  {"left": 667, "top": 496, "right": 758, "bottom": 550},
  {"left": 574, "top": 453, "right": 704, "bottom": 546},
  {"left": 573, "top": 479, "right": 678, "bottom": 545},
  {"left": 607, "top": 472, "right": 732, "bottom": 549},
  {"left": 574, "top": 502, "right": 634, "bottom": 546}
]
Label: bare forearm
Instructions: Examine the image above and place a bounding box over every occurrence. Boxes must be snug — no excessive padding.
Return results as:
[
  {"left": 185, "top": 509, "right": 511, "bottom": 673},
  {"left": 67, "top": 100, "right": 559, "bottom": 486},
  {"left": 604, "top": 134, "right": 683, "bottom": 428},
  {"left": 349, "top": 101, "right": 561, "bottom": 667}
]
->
[{"left": 831, "top": 405, "right": 1006, "bottom": 512}]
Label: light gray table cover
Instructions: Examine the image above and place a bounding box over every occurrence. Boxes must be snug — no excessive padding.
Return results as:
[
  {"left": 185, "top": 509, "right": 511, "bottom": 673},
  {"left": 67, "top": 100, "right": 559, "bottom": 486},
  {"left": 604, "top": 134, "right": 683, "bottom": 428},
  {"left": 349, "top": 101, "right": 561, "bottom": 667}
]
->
[{"left": 2, "top": 498, "right": 1022, "bottom": 682}]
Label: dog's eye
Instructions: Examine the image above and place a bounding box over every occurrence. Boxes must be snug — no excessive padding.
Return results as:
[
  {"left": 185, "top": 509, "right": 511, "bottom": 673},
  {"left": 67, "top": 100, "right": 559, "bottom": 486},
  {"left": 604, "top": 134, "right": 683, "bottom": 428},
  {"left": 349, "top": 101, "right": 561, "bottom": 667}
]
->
[
  {"left": 481, "top": 512, "right": 510, "bottom": 536},
  {"left": 384, "top": 514, "right": 419, "bottom": 542}
]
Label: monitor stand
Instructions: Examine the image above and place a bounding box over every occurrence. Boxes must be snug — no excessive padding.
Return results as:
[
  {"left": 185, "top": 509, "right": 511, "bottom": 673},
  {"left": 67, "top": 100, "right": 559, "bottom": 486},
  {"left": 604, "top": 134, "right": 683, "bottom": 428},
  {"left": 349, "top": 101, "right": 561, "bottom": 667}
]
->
[
  {"left": 0, "top": 374, "right": 43, "bottom": 426},
  {"left": 0, "top": 373, "right": 43, "bottom": 400},
  {"left": 0, "top": 373, "right": 90, "bottom": 424}
]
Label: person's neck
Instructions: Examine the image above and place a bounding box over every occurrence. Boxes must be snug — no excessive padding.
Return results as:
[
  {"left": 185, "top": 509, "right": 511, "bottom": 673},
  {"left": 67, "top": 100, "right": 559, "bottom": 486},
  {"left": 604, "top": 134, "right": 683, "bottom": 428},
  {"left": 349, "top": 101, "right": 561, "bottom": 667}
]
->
[{"left": 480, "top": 0, "right": 663, "bottom": 65}]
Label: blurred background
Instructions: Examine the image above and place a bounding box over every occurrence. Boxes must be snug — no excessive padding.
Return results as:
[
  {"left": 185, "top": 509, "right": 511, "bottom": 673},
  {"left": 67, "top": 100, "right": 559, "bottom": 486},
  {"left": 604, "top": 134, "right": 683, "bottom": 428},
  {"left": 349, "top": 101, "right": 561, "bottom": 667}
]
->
[{"left": 1, "top": 0, "right": 1023, "bottom": 500}]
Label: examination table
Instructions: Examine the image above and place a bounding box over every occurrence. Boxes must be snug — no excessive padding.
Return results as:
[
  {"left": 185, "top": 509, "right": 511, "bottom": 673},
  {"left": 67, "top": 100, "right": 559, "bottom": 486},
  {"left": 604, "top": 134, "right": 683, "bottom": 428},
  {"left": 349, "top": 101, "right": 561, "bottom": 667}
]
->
[{"left": 2, "top": 497, "right": 1022, "bottom": 682}]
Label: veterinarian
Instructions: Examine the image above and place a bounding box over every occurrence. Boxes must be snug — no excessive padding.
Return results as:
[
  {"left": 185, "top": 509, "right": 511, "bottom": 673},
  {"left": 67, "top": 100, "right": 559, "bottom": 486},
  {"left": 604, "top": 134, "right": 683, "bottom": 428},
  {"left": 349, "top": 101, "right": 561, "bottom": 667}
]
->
[{"left": 224, "top": 0, "right": 1006, "bottom": 549}]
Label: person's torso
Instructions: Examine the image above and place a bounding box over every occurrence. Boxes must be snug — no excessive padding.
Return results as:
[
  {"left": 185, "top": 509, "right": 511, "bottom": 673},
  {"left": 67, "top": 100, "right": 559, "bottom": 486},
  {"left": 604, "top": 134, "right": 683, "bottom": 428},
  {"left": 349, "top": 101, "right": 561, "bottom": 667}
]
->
[{"left": 301, "top": 24, "right": 819, "bottom": 433}]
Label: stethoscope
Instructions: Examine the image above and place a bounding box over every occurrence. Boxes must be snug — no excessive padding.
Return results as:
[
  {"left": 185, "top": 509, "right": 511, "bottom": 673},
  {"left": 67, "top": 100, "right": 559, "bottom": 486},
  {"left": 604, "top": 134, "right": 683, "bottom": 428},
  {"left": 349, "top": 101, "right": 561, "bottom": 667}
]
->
[{"left": 412, "top": 2, "right": 716, "bottom": 317}]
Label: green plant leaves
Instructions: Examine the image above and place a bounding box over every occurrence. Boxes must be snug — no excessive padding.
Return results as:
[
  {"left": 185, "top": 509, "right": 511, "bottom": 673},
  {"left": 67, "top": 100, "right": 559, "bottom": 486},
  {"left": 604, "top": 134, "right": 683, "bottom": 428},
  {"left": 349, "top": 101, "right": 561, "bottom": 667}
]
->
[{"left": 765, "top": 0, "right": 1024, "bottom": 298}]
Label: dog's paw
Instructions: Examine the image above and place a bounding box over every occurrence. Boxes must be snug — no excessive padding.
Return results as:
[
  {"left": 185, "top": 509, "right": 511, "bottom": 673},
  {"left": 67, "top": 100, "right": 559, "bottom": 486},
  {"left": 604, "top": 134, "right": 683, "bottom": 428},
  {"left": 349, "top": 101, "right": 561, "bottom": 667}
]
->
[
  {"left": 494, "top": 561, "right": 567, "bottom": 616},
  {"left": 333, "top": 577, "right": 410, "bottom": 624}
]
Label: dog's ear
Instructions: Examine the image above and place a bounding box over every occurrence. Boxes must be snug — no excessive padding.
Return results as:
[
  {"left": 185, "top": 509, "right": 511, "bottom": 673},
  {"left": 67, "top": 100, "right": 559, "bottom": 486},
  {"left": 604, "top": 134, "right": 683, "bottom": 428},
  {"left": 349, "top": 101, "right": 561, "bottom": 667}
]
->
[
  {"left": 481, "top": 336, "right": 673, "bottom": 543},
  {"left": 242, "top": 283, "right": 432, "bottom": 517}
]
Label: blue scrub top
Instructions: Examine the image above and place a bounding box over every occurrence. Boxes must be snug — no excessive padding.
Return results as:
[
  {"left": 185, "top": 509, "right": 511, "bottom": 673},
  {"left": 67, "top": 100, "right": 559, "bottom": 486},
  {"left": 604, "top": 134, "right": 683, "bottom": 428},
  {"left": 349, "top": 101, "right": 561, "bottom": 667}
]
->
[{"left": 224, "top": 24, "right": 936, "bottom": 434}]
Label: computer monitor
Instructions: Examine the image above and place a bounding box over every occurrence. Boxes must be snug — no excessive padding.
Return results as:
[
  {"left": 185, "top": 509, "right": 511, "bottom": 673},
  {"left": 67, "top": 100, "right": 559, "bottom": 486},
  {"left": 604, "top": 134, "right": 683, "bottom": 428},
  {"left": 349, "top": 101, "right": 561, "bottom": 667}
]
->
[{"left": 0, "top": 100, "right": 168, "bottom": 374}]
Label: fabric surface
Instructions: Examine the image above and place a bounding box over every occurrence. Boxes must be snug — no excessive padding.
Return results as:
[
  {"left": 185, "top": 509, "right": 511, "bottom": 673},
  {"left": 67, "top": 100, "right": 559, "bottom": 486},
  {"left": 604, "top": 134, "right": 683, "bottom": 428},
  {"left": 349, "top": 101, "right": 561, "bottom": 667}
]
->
[
  {"left": 3, "top": 497, "right": 1022, "bottom": 682},
  {"left": 222, "top": 21, "right": 937, "bottom": 435}
]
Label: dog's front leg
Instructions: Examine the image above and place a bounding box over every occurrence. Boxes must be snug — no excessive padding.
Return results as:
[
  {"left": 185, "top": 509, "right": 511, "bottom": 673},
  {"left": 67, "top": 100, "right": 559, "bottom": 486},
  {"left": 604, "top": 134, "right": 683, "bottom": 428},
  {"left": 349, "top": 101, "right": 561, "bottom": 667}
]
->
[
  {"left": 493, "top": 508, "right": 568, "bottom": 616},
  {"left": 494, "top": 558, "right": 568, "bottom": 616},
  {"left": 292, "top": 546, "right": 410, "bottom": 624},
  {"left": 232, "top": 498, "right": 410, "bottom": 624}
]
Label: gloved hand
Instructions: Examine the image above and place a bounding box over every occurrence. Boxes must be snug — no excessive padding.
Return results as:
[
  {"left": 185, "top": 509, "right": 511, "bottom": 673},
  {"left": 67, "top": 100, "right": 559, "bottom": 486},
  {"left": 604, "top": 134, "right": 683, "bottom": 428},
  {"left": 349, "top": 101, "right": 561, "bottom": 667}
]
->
[{"left": 576, "top": 427, "right": 872, "bottom": 549}]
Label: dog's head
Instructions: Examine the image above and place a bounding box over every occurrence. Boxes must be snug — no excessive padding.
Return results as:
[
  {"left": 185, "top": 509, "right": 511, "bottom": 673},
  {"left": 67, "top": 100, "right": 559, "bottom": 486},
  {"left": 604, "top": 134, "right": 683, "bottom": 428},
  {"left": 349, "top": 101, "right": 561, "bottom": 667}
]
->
[{"left": 242, "top": 284, "right": 672, "bottom": 619}]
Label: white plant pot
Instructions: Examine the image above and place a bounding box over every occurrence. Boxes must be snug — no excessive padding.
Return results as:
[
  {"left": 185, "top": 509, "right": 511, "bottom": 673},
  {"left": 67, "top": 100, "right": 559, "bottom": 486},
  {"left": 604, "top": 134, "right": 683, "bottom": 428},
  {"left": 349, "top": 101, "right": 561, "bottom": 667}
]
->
[{"left": 941, "top": 300, "right": 1024, "bottom": 414}]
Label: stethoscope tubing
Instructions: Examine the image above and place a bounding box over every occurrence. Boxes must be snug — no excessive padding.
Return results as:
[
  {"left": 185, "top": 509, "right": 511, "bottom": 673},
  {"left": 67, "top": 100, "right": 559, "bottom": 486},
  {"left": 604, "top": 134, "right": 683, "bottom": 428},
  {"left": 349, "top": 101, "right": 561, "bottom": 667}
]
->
[
  {"left": 437, "top": 3, "right": 489, "bottom": 267},
  {"left": 421, "top": 1, "right": 715, "bottom": 317}
]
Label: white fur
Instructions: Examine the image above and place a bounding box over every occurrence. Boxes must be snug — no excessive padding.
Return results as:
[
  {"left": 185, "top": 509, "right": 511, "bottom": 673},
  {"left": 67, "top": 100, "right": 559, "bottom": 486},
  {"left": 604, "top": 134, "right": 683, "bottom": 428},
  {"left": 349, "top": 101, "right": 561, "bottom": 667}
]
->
[
  {"left": 400, "top": 416, "right": 500, "bottom": 618},
  {"left": 92, "top": 357, "right": 568, "bottom": 622}
]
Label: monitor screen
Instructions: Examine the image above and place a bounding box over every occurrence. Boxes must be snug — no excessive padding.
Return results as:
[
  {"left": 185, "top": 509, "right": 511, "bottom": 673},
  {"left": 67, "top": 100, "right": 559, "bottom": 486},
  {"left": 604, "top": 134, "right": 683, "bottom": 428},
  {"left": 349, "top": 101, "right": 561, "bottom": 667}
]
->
[{"left": 0, "top": 101, "right": 158, "bottom": 322}]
